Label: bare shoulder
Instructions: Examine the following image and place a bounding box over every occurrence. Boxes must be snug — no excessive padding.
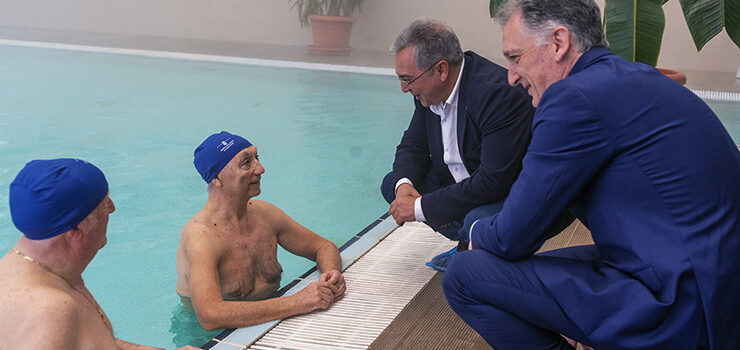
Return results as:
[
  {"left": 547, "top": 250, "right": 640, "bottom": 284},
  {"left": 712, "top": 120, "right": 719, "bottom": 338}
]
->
[
  {"left": 0, "top": 287, "right": 81, "bottom": 348},
  {"left": 28, "top": 287, "right": 79, "bottom": 320},
  {"left": 180, "top": 213, "right": 223, "bottom": 260},
  {"left": 248, "top": 199, "right": 278, "bottom": 212},
  {"left": 249, "top": 199, "right": 288, "bottom": 220},
  {"left": 0, "top": 266, "right": 75, "bottom": 313}
]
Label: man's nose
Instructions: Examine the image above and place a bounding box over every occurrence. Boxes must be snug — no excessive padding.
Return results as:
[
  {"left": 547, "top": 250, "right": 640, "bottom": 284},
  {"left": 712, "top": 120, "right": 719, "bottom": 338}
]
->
[
  {"left": 507, "top": 67, "right": 520, "bottom": 86},
  {"left": 400, "top": 82, "right": 411, "bottom": 93},
  {"left": 107, "top": 197, "right": 116, "bottom": 214},
  {"left": 255, "top": 161, "right": 265, "bottom": 175}
]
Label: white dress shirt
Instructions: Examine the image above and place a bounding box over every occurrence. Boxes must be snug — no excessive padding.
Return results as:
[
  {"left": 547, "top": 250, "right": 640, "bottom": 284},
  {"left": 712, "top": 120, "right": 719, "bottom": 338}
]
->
[{"left": 395, "top": 59, "right": 469, "bottom": 222}]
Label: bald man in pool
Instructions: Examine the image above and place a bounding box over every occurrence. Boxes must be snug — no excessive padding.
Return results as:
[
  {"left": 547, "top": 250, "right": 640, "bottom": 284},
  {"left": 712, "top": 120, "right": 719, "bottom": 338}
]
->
[
  {"left": 0, "top": 158, "right": 197, "bottom": 350},
  {"left": 176, "top": 131, "right": 346, "bottom": 331}
]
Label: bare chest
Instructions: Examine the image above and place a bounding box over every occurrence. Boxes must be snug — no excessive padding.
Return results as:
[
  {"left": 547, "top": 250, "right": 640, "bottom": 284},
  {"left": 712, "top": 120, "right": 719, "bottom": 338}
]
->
[{"left": 217, "top": 229, "right": 282, "bottom": 300}]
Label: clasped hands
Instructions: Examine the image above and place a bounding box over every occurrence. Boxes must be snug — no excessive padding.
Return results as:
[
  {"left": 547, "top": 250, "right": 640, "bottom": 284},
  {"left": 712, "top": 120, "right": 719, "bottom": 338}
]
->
[
  {"left": 292, "top": 269, "right": 346, "bottom": 314},
  {"left": 389, "top": 183, "right": 420, "bottom": 225}
]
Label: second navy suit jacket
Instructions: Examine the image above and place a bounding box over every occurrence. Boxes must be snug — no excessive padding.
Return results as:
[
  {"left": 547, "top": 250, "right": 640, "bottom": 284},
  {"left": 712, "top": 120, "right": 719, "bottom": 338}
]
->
[
  {"left": 392, "top": 51, "right": 534, "bottom": 230},
  {"left": 472, "top": 48, "right": 740, "bottom": 348}
]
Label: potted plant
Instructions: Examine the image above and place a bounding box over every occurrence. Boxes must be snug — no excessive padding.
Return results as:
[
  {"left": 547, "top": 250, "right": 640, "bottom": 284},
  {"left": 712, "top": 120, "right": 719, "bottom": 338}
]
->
[
  {"left": 489, "top": 0, "right": 740, "bottom": 84},
  {"left": 290, "top": 0, "right": 365, "bottom": 56}
]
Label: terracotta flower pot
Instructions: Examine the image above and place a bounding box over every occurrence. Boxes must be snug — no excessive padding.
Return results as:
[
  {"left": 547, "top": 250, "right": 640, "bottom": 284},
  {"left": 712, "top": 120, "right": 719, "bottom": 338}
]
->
[
  {"left": 657, "top": 67, "right": 687, "bottom": 85},
  {"left": 307, "top": 15, "right": 355, "bottom": 56}
]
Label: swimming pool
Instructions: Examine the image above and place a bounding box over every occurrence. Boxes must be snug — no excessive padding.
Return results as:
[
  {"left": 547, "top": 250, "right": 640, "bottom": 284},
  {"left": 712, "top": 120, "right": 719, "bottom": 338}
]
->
[
  {"left": 0, "top": 44, "right": 411, "bottom": 348},
  {"left": 704, "top": 99, "right": 740, "bottom": 143},
  {"left": 1, "top": 43, "right": 738, "bottom": 349}
]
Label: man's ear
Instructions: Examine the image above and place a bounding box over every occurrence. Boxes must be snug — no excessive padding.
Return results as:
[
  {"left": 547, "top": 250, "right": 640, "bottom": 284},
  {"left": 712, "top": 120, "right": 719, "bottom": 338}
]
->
[
  {"left": 551, "top": 26, "right": 572, "bottom": 62},
  {"left": 437, "top": 60, "right": 450, "bottom": 82},
  {"left": 211, "top": 177, "right": 223, "bottom": 188},
  {"left": 67, "top": 223, "right": 86, "bottom": 241}
]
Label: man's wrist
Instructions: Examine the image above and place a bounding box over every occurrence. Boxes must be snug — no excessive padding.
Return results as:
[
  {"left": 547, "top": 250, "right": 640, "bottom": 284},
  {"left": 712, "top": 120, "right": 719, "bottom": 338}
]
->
[
  {"left": 414, "top": 197, "right": 426, "bottom": 222},
  {"left": 395, "top": 178, "right": 413, "bottom": 194}
]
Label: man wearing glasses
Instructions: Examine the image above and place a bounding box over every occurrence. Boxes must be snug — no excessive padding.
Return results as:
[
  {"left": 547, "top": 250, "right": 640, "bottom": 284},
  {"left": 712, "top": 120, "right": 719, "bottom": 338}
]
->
[{"left": 381, "top": 19, "right": 535, "bottom": 271}]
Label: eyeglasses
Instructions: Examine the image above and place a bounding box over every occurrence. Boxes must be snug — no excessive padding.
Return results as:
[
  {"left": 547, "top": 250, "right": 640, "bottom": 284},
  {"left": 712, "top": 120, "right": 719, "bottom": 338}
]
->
[{"left": 400, "top": 60, "right": 442, "bottom": 88}]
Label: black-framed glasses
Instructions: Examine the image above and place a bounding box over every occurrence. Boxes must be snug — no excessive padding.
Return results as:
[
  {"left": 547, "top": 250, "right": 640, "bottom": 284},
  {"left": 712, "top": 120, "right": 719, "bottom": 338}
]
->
[{"left": 400, "top": 60, "right": 442, "bottom": 88}]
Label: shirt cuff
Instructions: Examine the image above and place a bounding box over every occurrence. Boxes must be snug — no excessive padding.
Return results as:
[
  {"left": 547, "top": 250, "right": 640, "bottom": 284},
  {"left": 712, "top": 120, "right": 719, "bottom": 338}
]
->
[
  {"left": 414, "top": 197, "right": 426, "bottom": 222},
  {"left": 468, "top": 219, "right": 480, "bottom": 248},
  {"left": 395, "top": 178, "right": 413, "bottom": 194}
]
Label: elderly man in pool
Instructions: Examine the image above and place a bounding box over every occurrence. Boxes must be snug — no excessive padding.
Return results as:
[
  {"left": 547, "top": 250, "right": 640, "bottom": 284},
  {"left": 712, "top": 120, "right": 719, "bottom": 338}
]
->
[
  {"left": 0, "top": 158, "right": 197, "bottom": 350},
  {"left": 176, "top": 131, "right": 345, "bottom": 331}
]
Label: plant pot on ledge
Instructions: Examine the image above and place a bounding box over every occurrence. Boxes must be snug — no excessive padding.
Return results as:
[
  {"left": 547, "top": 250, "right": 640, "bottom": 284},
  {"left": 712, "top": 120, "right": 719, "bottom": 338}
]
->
[
  {"left": 308, "top": 15, "right": 355, "bottom": 56},
  {"left": 658, "top": 68, "right": 688, "bottom": 85}
]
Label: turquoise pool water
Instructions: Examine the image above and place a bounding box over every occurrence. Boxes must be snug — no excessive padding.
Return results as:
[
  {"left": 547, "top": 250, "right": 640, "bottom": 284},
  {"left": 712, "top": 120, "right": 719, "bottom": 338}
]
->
[
  {"left": 1, "top": 44, "right": 738, "bottom": 349},
  {"left": 705, "top": 99, "right": 740, "bottom": 143},
  {"left": 0, "top": 45, "right": 411, "bottom": 348}
]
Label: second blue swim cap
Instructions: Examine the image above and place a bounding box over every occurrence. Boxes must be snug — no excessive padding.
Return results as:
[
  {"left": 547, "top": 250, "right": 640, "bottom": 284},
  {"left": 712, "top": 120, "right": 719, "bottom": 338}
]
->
[
  {"left": 9, "top": 158, "right": 109, "bottom": 240},
  {"left": 193, "top": 131, "right": 252, "bottom": 183}
]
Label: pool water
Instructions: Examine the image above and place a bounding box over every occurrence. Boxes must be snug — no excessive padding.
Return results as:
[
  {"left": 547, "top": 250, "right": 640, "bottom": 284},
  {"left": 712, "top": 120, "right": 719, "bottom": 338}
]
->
[
  {"left": 0, "top": 45, "right": 411, "bottom": 348},
  {"left": 1, "top": 44, "right": 739, "bottom": 349},
  {"left": 705, "top": 99, "right": 740, "bottom": 143}
]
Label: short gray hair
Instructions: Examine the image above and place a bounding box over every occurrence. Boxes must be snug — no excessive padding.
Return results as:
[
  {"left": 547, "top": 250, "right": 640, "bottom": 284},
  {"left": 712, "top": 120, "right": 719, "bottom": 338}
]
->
[
  {"left": 496, "top": 0, "right": 608, "bottom": 52},
  {"left": 390, "top": 19, "right": 464, "bottom": 69}
]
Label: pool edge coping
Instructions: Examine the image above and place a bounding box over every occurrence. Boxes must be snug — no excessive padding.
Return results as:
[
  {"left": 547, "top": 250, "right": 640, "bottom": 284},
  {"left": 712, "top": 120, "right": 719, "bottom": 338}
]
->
[
  {"left": 0, "top": 38, "right": 396, "bottom": 76},
  {"left": 201, "top": 212, "right": 397, "bottom": 349}
]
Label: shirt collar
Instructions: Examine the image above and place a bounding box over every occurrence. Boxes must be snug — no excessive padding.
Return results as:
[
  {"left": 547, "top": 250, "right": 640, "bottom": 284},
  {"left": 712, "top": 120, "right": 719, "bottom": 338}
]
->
[{"left": 430, "top": 58, "right": 465, "bottom": 116}]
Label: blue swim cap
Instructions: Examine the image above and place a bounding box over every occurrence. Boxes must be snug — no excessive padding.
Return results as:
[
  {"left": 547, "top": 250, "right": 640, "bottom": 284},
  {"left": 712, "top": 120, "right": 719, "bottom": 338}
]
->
[
  {"left": 9, "top": 158, "right": 109, "bottom": 240},
  {"left": 193, "top": 131, "right": 252, "bottom": 183}
]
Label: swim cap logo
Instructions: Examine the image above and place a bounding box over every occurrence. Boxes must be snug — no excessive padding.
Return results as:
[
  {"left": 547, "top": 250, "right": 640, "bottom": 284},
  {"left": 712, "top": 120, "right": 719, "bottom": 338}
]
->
[{"left": 218, "top": 139, "right": 235, "bottom": 152}]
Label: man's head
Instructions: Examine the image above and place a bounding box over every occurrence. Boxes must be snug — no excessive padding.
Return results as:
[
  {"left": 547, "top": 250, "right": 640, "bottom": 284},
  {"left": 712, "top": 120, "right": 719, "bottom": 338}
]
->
[
  {"left": 496, "top": 0, "right": 607, "bottom": 107},
  {"left": 391, "top": 19, "right": 464, "bottom": 107},
  {"left": 194, "top": 131, "right": 264, "bottom": 197},
  {"left": 9, "top": 158, "right": 114, "bottom": 248}
]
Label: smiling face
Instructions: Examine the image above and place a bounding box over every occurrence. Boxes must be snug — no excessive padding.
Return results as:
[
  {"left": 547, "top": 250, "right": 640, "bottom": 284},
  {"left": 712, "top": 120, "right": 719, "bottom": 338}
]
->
[
  {"left": 395, "top": 46, "right": 445, "bottom": 107},
  {"left": 502, "top": 12, "right": 556, "bottom": 108},
  {"left": 217, "top": 145, "right": 265, "bottom": 198}
]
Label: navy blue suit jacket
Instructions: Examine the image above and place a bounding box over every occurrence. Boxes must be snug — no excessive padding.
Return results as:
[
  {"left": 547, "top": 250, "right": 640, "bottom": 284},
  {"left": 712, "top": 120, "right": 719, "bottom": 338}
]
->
[
  {"left": 392, "top": 51, "right": 534, "bottom": 230},
  {"left": 472, "top": 48, "right": 740, "bottom": 348}
]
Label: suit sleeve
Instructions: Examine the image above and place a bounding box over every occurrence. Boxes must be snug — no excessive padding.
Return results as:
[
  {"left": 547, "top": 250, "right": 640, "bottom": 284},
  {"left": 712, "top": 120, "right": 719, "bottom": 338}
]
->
[
  {"left": 471, "top": 84, "right": 612, "bottom": 260},
  {"left": 392, "top": 98, "right": 432, "bottom": 187},
  {"left": 422, "top": 83, "right": 533, "bottom": 229}
]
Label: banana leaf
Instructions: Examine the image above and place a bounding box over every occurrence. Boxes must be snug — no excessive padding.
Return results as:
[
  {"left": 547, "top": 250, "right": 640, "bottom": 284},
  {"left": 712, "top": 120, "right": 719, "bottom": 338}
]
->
[
  {"left": 490, "top": 0, "right": 505, "bottom": 18},
  {"left": 605, "top": 0, "right": 667, "bottom": 66},
  {"left": 679, "top": 0, "right": 740, "bottom": 50}
]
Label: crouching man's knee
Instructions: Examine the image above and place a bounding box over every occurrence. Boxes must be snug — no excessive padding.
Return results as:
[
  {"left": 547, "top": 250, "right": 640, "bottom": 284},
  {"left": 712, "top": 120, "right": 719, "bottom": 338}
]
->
[
  {"left": 442, "top": 250, "right": 479, "bottom": 310},
  {"left": 380, "top": 171, "right": 396, "bottom": 204}
]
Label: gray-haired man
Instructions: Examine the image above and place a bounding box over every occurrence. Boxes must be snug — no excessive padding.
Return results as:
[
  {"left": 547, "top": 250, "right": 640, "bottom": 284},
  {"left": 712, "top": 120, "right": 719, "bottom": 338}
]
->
[{"left": 381, "top": 19, "right": 535, "bottom": 270}]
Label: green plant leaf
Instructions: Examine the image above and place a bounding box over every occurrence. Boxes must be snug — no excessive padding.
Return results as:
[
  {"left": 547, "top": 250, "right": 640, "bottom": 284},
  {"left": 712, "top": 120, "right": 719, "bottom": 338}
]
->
[
  {"left": 680, "top": 0, "right": 740, "bottom": 50},
  {"left": 604, "top": 0, "right": 666, "bottom": 66},
  {"left": 729, "top": 0, "right": 740, "bottom": 48},
  {"left": 290, "top": 0, "right": 364, "bottom": 27},
  {"left": 489, "top": 0, "right": 505, "bottom": 18}
]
